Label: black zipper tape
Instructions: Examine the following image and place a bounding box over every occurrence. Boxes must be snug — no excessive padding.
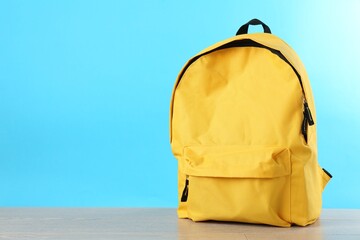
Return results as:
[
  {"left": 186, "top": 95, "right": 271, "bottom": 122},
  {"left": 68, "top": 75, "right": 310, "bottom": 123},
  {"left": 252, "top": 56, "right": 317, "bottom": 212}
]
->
[
  {"left": 175, "top": 39, "right": 314, "bottom": 125},
  {"left": 176, "top": 39, "right": 307, "bottom": 99}
]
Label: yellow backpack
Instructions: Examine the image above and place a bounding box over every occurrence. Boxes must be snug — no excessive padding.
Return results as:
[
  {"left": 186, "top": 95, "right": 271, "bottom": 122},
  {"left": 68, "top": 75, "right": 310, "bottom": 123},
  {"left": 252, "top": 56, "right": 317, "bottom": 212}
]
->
[{"left": 170, "top": 19, "right": 332, "bottom": 227}]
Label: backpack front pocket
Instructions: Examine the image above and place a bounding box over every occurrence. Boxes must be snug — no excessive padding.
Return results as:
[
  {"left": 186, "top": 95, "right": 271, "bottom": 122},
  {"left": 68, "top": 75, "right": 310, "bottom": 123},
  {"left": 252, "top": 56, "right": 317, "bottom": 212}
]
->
[{"left": 179, "top": 145, "right": 291, "bottom": 227}]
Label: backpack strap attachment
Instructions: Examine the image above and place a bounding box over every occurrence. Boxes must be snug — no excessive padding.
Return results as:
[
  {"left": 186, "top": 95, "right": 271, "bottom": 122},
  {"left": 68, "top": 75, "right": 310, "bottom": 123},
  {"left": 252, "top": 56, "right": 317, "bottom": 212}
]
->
[{"left": 236, "top": 19, "right": 271, "bottom": 35}]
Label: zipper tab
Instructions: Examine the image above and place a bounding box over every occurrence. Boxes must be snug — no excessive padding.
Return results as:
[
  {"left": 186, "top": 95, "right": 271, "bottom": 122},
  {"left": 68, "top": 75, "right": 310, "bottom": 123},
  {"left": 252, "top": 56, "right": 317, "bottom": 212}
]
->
[
  {"left": 180, "top": 177, "right": 189, "bottom": 202},
  {"left": 301, "top": 111, "right": 308, "bottom": 142},
  {"left": 304, "top": 100, "right": 314, "bottom": 126}
]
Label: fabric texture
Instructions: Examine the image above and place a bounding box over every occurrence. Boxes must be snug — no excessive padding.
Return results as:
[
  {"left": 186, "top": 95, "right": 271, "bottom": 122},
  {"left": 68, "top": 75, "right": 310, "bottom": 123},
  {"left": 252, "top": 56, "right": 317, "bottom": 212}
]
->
[{"left": 170, "top": 21, "right": 331, "bottom": 227}]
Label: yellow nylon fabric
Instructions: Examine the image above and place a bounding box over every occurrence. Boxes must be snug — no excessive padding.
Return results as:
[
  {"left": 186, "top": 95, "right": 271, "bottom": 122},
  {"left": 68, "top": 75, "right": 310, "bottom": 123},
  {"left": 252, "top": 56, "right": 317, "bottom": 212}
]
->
[{"left": 170, "top": 33, "right": 330, "bottom": 227}]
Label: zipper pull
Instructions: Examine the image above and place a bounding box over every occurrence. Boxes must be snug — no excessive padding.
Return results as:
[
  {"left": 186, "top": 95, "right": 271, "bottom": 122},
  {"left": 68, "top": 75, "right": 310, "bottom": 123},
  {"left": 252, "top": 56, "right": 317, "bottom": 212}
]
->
[
  {"left": 180, "top": 177, "right": 189, "bottom": 202},
  {"left": 304, "top": 100, "right": 314, "bottom": 126},
  {"left": 301, "top": 111, "right": 308, "bottom": 142}
]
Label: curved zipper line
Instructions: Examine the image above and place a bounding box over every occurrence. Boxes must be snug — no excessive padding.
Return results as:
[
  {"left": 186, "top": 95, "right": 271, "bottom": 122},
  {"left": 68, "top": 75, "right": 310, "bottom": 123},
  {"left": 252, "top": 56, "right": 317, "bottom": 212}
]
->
[
  {"left": 170, "top": 39, "right": 314, "bottom": 143},
  {"left": 175, "top": 39, "right": 307, "bottom": 99}
]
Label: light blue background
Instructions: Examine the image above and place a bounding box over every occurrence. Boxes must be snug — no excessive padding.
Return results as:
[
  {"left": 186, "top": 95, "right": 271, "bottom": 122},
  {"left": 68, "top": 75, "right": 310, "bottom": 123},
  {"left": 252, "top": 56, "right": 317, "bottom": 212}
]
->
[{"left": 0, "top": 0, "right": 359, "bottom": 207}]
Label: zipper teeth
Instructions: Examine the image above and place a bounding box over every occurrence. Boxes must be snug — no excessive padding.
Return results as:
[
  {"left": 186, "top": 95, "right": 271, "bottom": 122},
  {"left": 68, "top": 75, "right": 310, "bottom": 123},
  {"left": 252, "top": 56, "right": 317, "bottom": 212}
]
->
[
  {"left": 171, "top": 38, "right": 315, "bottom": 141},
  {"left": 176, "top": 39, "right": 307, "bottom": 101}
]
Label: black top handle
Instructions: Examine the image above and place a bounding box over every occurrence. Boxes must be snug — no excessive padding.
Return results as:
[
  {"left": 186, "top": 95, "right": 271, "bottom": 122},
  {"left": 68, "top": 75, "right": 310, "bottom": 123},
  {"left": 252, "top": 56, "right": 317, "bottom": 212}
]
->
[{"left": 236, "top": 19, "right": 271, "bottom": 35}]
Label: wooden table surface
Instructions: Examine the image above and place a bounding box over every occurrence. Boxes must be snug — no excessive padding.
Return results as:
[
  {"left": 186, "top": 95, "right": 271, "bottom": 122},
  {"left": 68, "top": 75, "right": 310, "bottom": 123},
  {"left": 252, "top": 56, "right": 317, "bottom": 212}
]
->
[{"left": 0, "top": 208, "right": 359, "bottom": 240}]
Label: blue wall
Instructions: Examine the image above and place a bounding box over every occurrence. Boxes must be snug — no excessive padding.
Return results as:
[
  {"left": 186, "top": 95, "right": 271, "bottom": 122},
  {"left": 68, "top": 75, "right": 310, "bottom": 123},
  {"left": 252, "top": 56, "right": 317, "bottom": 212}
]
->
[{"left": 0, "top": 0, "right": 359, "bottom": 207}]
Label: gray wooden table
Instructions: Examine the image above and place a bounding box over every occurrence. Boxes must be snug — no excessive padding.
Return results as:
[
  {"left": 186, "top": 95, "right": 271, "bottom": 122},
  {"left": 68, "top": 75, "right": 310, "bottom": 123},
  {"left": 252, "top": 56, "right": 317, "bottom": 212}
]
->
[{"left": 0, "top": 208, "right": 359, "bottom": 239}]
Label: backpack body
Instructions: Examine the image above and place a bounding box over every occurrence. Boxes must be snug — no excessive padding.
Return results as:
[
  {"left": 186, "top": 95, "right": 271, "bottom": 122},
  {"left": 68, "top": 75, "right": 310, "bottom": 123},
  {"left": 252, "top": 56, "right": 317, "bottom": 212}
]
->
[{"left": 170, "top": 19, "right": 331, "bottom": 227}]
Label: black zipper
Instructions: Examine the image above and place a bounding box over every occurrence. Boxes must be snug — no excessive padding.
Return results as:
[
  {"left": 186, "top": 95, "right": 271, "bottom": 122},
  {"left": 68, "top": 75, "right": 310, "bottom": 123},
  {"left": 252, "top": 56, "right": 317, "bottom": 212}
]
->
[
  {"left": 177, "top": 39, "right": 307, "bottom": 95},
  {"left": 178, "top": 39, "right": 309, "bottom": 99},
  {"left": 304, "top": 101, "right": 314, "bottom": 125},
  {"left": 176, "top": 38, "right": 315, "bottom": 141}
]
